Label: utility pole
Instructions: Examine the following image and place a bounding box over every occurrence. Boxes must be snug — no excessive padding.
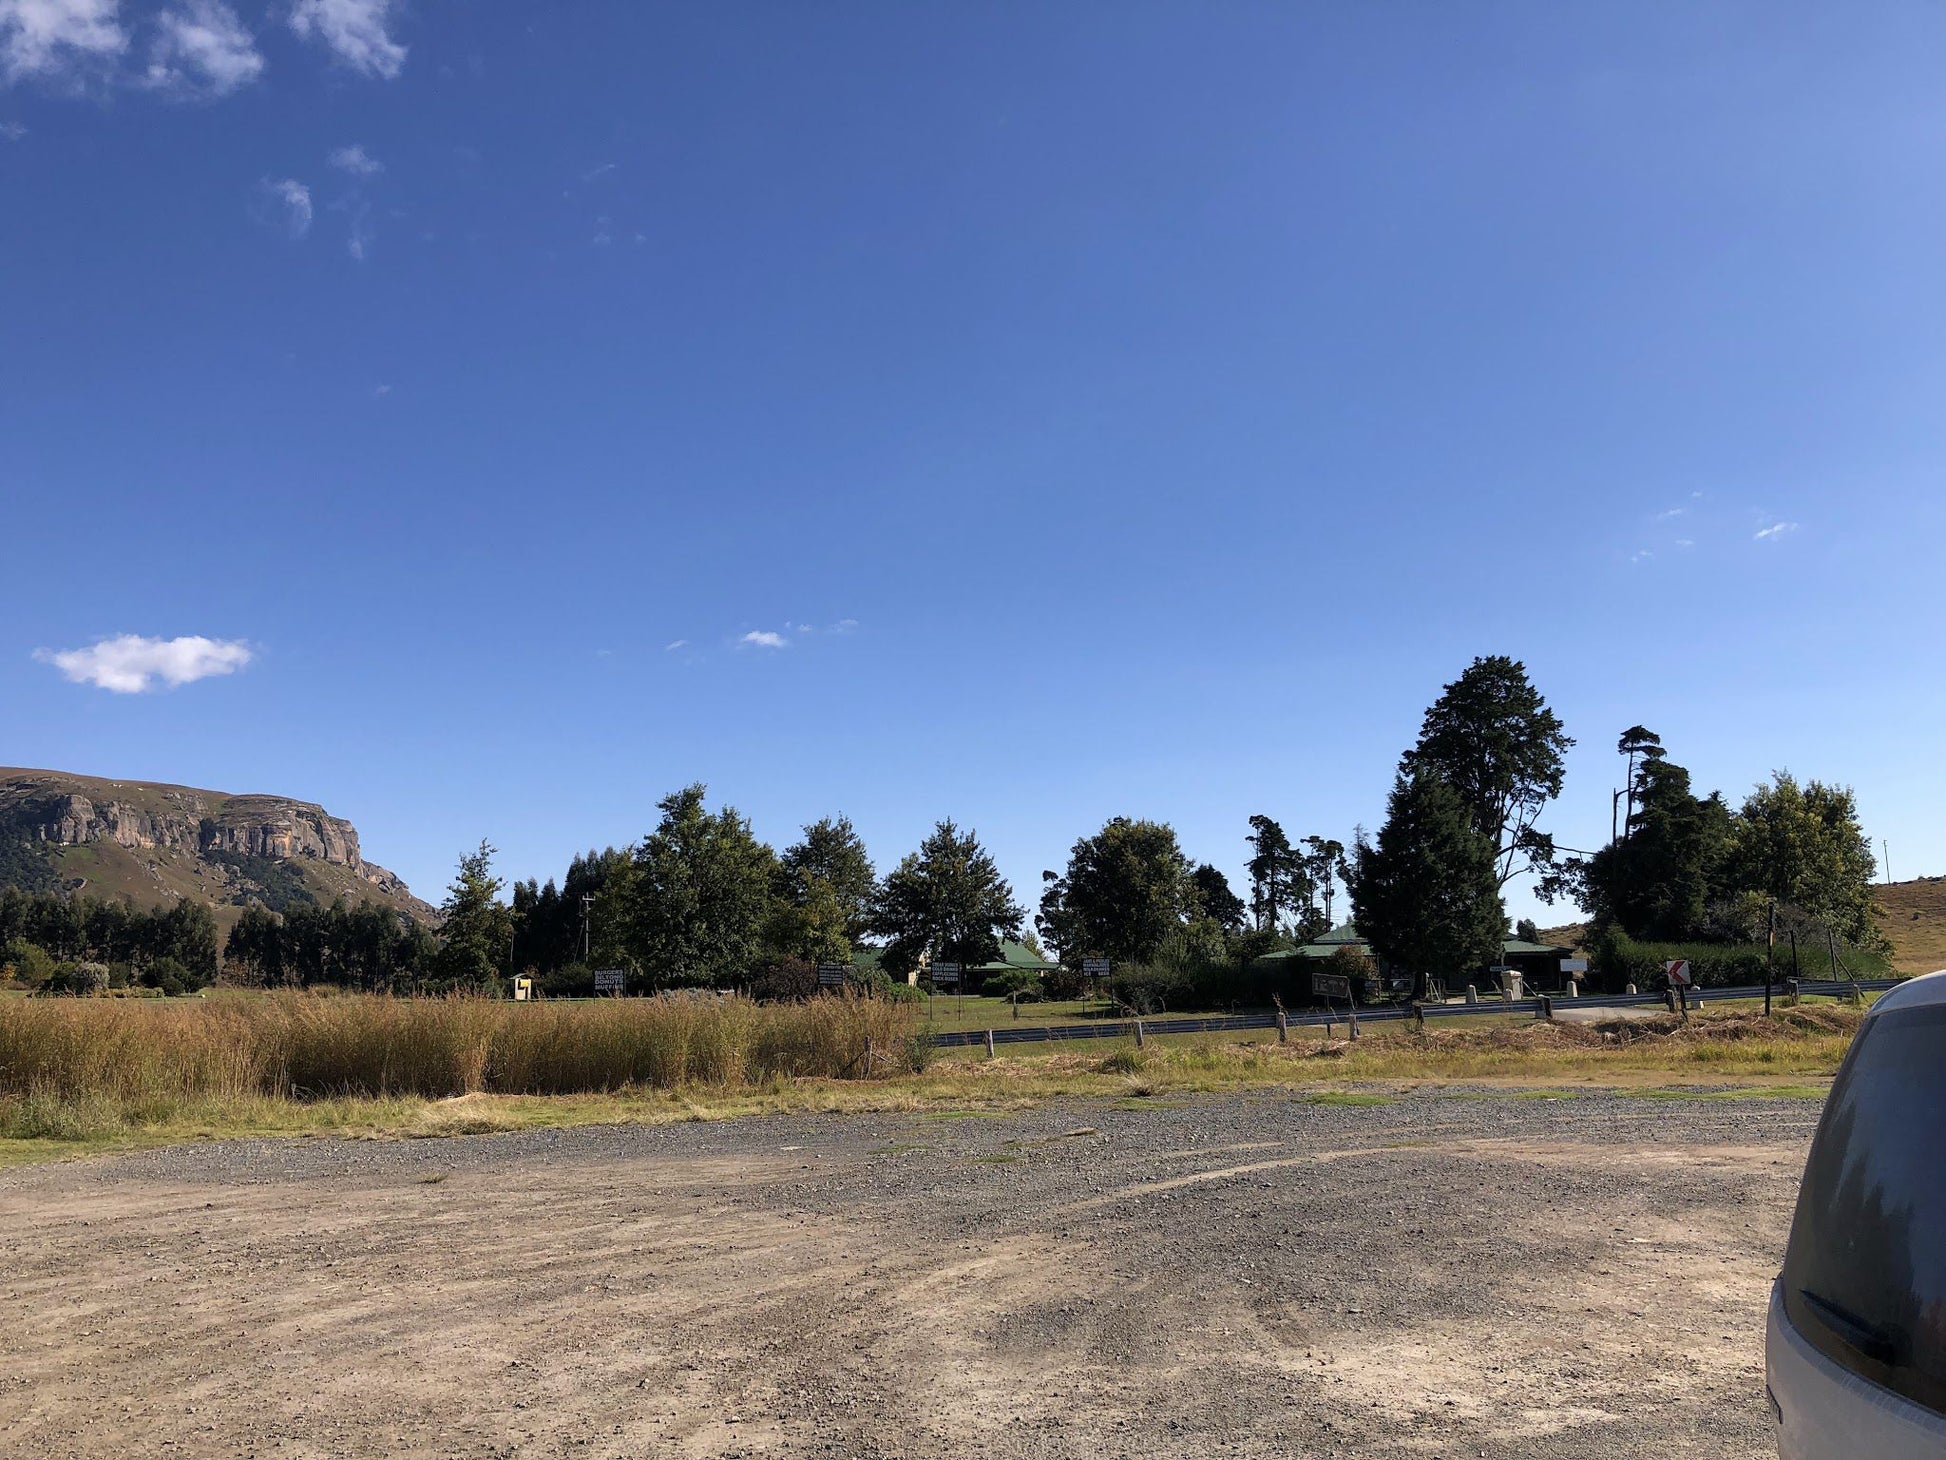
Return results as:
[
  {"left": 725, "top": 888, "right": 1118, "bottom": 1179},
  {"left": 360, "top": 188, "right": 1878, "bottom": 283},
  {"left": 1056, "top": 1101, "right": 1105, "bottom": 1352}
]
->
[
  {"left": 1882, "top": 840, "right": 1892, "bottom": 886},
  {"left": 581, "top": 894, "right": 594, "bottom": 964},
  {"left": 1765, "top": 900, "right": 1775, "bottom": 1017}
]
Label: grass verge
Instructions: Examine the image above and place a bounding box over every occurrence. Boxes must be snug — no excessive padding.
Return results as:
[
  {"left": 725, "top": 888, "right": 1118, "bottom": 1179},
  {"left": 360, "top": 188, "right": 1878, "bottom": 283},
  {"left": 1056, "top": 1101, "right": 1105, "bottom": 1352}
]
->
[{"left": 0, "top": 1003, "right": 1858, "bottom": 1169}]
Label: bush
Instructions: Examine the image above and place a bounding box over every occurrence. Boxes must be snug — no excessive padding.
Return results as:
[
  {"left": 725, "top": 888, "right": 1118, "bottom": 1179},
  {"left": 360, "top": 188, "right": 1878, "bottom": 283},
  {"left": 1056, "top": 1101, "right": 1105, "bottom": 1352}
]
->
[
  {"left": 746, "top": 957, "right": 817, "bottom": 1002},
  {"left": 2, "top": 940, "right": 56, "bottom": 990},
  {"left": 43, "top": 963, "right": 110, "bottom": 997},
  {"left": 142, "top": 957, "right": 209, "bottom": 997},
  {"left": 983, "top": 969, "right": 1043, "bottom": 1003},
  {"left": 1040, "top": 964, "right": 1087, "bottom": 1000}
]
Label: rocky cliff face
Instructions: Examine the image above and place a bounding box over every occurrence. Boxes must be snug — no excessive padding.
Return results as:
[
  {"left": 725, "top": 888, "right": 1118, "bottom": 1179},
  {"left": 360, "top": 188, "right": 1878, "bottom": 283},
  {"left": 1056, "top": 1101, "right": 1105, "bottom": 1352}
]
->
[{"left": 0, "top": 770, "right": 424, "bottom": 910}]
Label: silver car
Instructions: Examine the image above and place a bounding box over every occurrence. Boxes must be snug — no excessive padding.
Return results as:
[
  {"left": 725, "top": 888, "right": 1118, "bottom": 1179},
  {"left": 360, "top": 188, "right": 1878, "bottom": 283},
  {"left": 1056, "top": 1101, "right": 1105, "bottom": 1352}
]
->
[{"left": 1768, "top": 970, "right": 1946, "bottom": 1457}]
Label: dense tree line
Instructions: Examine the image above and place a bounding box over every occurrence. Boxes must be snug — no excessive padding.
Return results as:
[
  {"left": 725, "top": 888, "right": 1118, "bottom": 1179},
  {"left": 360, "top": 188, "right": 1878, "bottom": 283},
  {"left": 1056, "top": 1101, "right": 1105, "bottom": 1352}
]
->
[
  {"left": 1, "top": 657, "right": 1888, "bottom": 1006},
  {"left": 0, "top": 887, "right": 219, "bottom": 992}
]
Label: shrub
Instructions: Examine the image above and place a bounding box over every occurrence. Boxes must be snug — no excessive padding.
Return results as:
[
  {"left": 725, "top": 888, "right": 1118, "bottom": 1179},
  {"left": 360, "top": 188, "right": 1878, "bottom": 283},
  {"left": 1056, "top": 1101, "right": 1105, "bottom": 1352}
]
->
[
  {"left": 44, "top": 963, "right": 111, "bottom": 997},
  {"left": 746, "top": 957, "right": 817, "bottom": 1002},
  {"left": 983, "top": 969, "right": 1043, "bottom": 1003},
  {"left": 2, "top": 940, "right": 56, "bottom": 990}
]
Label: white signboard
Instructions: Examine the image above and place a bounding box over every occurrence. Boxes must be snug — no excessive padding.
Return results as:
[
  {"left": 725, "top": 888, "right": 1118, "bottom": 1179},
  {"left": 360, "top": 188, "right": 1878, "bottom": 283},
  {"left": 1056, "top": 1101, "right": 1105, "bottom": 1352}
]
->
[
  {"left": 1081, "top": 957, "right": 1111, "bottom": 979},
  {"left": 931, "top": 961, "right": 961, "bottom": 986},
  {"left": 1560, "top": 958, "right": 1589, "bottom": 974},
  {"left": 1664, "top": 959, "right": 1692, "bottom": 988},
  {"left": 592, "top": 969, "right": 627, "bottom": 993}
]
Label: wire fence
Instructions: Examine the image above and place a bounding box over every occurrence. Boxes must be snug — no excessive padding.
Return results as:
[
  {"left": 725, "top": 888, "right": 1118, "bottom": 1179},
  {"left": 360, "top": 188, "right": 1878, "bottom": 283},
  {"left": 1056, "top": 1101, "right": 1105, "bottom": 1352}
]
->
[{"left": 923, "top": 978, "right": 1904, "bottom": 1050}]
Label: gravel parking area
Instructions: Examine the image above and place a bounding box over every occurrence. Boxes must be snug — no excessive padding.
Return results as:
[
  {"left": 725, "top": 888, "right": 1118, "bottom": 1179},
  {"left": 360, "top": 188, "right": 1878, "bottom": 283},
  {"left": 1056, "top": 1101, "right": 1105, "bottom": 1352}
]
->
[{"left": 0, "top": 1089, "right": 1816, "bottom": 1458}]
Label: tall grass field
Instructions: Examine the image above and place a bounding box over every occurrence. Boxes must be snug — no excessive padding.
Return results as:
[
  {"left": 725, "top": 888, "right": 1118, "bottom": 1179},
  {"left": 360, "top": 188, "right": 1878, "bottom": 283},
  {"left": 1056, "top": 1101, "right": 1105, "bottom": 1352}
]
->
[{"left": 0, "top": 993, "right": 923, "bottom": 1135}]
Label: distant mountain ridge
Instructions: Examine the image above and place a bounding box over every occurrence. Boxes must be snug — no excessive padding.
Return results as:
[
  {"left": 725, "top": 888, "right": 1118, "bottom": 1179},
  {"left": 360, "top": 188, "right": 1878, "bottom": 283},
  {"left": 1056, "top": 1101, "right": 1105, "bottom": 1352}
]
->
[{"left": 0, "top": 768, "right": 434, "bottom": 932}]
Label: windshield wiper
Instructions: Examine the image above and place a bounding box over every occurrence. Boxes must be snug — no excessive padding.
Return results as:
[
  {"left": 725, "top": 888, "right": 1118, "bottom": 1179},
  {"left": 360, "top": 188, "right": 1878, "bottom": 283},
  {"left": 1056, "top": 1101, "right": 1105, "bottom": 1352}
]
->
[{"left": 1800, "top": 1288, "right": 1903, "bottom": 1366}]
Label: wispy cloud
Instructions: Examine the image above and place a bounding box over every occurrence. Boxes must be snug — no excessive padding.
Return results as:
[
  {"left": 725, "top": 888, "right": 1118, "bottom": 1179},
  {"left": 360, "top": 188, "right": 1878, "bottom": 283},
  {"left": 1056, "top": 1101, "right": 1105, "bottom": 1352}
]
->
[
  {"left": 289, "top": 0, "right": 404, "bottom": 79},
  {"left": 0, "top": 0, "right": 126, "bottom": 83},
  {"left": 1654, "top": 506, "right": 1687, "bottom": 522},
  {"left": 35, "top": 634, "right": 253, "bottom": 693},
  {"left": 0, "top": 119, "right": 23, "bottom": 139},
  {"left": 345, "top": 198, "right": 374, "bottom": 259},
  {"left": 580, "top": 161, "right": 615, "bottom": 182},
  {"left": 1754, "top": 521, "right": 1799, "bottom": 541},
  {"left": 143, "top": 0, "right": 261, "bottom": 97},
  {"left": 1629, "top": 549, "right": 1654, "bottom": 564},
  {"left": 739, "top": 631, "right": 788, "bottom": 650},
  {"left": 328, "top": 142, "right": 382, "bottom": 175},
  {"left": 261, "top": 176, "right": 312, "bottom": 237},
  {"left": 371, "top": 382, "right": 391, "bottom": 398},
  {"left": 664, "top": 639, "right": 687, "bottom": 652}
]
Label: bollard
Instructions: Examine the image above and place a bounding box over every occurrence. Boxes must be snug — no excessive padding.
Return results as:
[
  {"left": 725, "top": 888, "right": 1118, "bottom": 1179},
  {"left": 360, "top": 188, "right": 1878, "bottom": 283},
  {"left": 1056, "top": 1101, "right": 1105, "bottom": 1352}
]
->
[
  {"left": 1413, "top": 1003, "right": 1425, "bottom": 1032},
  {"left": 1348, "top": 1007, "right": 1360, "bottom": 1041},
  {"left": 1135, "top": 1020, "right": 1145, "bottom": 1048},
  {"left": 1625, "top": 982, "right": 1637, "bottom": 995},
  {"left": 1536, "top": 995, "right": 1552, "bottom": 1021},
  {"left": 1664, "top": 989, "right": 1677, "bottom": 1014},
  {"left": 1565, "top": 979, "right": 1579, "bottom": 998},
  {"left": 1277, "top": 1011, "right": 1289, "bottom": 1044},
  {"left": 864, "top": 1037, "right": 874, "bottom": 1076},
  {"left": 1784, "top": 978, "right": 1799, "bottom": 1007},
  {"left": 984, "top": 1029, "right": 996, "bottom": 1059},
  {"left": 1465, "top": 984, "right": 1478, "bottom": 1005}
]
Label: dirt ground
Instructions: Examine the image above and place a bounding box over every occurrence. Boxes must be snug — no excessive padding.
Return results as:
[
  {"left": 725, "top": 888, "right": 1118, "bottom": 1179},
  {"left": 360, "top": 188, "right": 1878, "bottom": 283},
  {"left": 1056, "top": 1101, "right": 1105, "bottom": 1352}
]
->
[{"left": 0, "top": 1089, "right": 1816, "bottom": 1458}]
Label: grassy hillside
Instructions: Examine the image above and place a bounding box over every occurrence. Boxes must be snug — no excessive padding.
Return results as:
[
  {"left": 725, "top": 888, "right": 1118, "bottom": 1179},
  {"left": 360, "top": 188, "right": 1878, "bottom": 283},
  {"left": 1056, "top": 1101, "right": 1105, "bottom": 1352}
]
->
[
  {"left": 1876, "top": 879, "right": 1946, "bottom": 974},
  {"left": 0, "top": 768, "right": 434, "bottom": 939}
]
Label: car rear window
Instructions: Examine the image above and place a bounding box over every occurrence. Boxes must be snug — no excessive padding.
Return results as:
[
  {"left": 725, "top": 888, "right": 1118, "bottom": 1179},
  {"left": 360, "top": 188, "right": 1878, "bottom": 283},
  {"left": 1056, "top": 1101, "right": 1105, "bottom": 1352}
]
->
[{"left": 1782, "top": 1003, "right": 1946, "bottom": 1416}]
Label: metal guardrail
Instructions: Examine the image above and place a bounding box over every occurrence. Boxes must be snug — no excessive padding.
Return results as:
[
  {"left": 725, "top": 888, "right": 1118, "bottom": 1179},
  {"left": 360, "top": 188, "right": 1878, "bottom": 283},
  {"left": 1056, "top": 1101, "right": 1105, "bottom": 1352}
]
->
[{"left": 925, "top": 978, "right": 1902, "bottom": 1050}]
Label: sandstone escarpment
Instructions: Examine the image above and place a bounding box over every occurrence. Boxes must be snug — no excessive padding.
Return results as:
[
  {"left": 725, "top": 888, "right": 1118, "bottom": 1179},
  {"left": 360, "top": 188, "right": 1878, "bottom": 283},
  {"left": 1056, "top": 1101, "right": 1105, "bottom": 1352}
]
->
[{"left": 0, "top": 769, "right": 427, "bottom": 917}]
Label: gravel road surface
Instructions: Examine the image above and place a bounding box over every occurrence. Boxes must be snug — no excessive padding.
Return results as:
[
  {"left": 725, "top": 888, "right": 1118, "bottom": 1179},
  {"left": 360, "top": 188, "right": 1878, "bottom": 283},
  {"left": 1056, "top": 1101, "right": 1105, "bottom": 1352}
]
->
[{"left": 0, "top": 1089, "right": 1816, "bottom": 1458}]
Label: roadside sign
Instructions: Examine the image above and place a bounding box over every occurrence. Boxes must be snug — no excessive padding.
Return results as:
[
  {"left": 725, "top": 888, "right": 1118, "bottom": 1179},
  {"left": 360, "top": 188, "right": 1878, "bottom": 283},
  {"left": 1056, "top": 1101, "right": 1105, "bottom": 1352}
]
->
[
  {"left": 592, "top": 969, "right": 627, "bottom": 993},
  {"left": 513, "top": 977, "right": 532, "bottom": 1002},
  {"left": 1664, "top": 959, "right": 1692, "bottom": 988},
  {"left": 1488, "top": 964, "right": 1512, "bottom": 974},
  {"left": 816, "top": 962, "right": 850, "bottom": 988},
  {"left": 1081, "top": 957, "right": 1111, "bottom": 979},
  {"left": 1311, "top": 972, "right": 1352, "bottom": 1001},
  {"left": 931, "top": 961, "right": 961, "bottom": 987},
  {"left": 1560, "top": 958, "right": 1589, "bottom": 974}
]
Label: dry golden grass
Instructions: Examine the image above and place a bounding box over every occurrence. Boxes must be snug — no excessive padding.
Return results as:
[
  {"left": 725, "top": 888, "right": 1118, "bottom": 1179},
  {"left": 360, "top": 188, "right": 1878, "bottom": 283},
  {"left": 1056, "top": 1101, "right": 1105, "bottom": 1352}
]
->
[
  {"left": 0, "top": 999, "right": 1860, "bottom": 1167},
  {"left": 1877, "top": 879, "right": 1946, "bottom": 975}
]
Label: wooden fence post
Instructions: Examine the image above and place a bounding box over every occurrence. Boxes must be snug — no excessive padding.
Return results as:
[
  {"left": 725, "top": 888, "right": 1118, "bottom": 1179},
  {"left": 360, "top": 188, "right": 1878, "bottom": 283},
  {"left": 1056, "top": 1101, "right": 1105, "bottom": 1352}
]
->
[
  {"left": 984, "top": 1029, "right": 996, "bottom": 1059},
  {"left": 1277, "top": 1011, "right": 1289, "bottom": 1044}
]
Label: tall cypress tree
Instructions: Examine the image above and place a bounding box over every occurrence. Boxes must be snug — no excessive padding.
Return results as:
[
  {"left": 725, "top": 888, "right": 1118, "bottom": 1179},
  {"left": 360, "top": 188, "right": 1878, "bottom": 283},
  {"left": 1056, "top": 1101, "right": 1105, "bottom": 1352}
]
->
[{"left": 1351, "top": 770, "right": 1505, "bottom": 1000}]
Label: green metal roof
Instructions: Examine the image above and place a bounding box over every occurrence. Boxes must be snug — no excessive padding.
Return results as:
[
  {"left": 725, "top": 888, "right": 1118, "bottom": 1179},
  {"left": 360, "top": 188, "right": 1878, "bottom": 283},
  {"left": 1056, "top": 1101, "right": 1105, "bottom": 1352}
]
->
[{"left": 969, "top": 939, "right": 1059, "bottom": 973}]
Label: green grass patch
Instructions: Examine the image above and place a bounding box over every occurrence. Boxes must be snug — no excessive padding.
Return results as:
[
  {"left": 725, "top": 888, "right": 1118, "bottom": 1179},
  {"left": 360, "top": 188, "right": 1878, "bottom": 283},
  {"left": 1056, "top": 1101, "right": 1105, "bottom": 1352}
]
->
[{"left": 1304, "top": 1091, "right": 1393, "bottom": 1107}]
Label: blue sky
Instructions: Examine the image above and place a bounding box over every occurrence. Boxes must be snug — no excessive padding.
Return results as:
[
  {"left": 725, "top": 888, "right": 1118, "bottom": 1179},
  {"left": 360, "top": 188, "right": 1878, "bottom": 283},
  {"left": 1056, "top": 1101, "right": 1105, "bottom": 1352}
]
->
[{"left": 4, "top": 1, "right": 1943, "bottom": 922}]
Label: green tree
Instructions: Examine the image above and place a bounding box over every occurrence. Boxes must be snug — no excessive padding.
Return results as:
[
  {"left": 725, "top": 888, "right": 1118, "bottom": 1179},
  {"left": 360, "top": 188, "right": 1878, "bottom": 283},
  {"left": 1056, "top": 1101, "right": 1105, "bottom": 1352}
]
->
[
  {"left": 871, "top": 820, "right": 1024, "bottom": 975},
  {"left": 1581, "top": 735, "right": 1734, "bottom": 940},
  {"left": 434, "top": 840, "right": 514, "bottom": 988},
  {"left": 761, "top": 873, "right": 852, "bottom": 968},
  {"left": 627, "top": 785, "right": 778, "bottom": 988},
  {"left": 1040, "top": 818, "right": 1193, "bottom": 966},
  {"left": 224, "top": 905, "right": 288, "bottom": 985},
  {"left": 780, "top": 817, "right": 876, "bottom": 944},
  {"left": 1245, "top": 815, "right": 1310, "bottom": 933},
  {"left": 1189, "top": 863, "right": 1246, "bottom": 935},
  {"left": 1730, "top": 773, "right": 1884, "bottom": 948},
  {"left": 1301, "top": 836, "right": 1348, "bottom": 927},
  {"left": 1350, "top": 770, "right": 1505, "bottom": 1000},
  {"left": 1401, "top": 655, "right": 1572, "bottom": 890}
]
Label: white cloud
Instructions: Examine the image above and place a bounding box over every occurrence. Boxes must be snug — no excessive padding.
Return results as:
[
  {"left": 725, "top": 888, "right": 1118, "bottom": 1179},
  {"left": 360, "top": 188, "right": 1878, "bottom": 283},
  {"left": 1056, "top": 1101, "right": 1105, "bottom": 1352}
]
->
[
  {"left": 739, "top": 631, "right": 788, "bottom": 650},
  {"left": 0, "top": 119, "right": 25, "bottom": 139},
  {"left": 35, "top": 634, "right": 253, "bottom": 693},
  {"left": 1630, "top": 550, "right": 1654, "bottom": 564},
  {"left": 1755, "top": 521, "right": 1799, "bottom": 541},
  {"left": 346, "top": 198, "right": 373, "bottom": 259},
  {"left": 143, "top": 0, "right": 261, "bottom": 96},
  {"left": 289, "top": 0, "right": 403, "bottom": 79},
  {"left": 580, "top": 161, "right": 614, "bottom": 182},
  {"left": 328, "top": 142, "right": 381, "bottom": 175},
  {"left": 262, "top": 176, "right": 311, "bottom": 237},
  {"left": 0, "top": 0, "right": 126, "bottom": 82},
  {"left": 664, "top": 639, "right": 688, "bottom": 651},
  {"left": 1654, "top": 506, "right": 1687, "bottom": 521},
  {"left": 1674, "top": 538, "right": 1695, "bottom": 550},
  {"left": 830, "top": 617, "right": 859, "bottom": 633}
]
